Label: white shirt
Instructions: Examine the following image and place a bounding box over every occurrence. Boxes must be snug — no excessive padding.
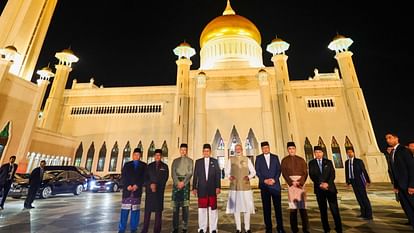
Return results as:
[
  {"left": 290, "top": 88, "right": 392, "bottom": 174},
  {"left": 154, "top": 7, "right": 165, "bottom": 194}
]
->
[
  {"left": 264, "top": 153, "right": 270, "bottom": 169},
  {"left": 392, "top": 144, "right": 399, "bottom": 162},
  {"left": 204, "top": 157, "right": 210, "bottom": 180}
]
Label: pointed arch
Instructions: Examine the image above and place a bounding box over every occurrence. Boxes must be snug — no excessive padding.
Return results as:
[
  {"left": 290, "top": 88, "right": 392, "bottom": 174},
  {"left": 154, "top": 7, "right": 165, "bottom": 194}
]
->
[
  {"left": 161, "top": 140, "right": 168, "bottom": 163},
  {"left": 74, "top": 142, "right": 83, "bottom": 166},
  {"left": 246, "top": 128, "right": 259, "bottom": 165},
  {"left": 0, "top": 121, "right": 11, "bottom": 160},
  {"left": 122, "top": 141, "right": 131, "bottom": 166},
  {"left": 318, "top": 136, "right": 328, "bottom": 159},
  {"left": 96, "top": 141, "right": 107, "bottom": 172},
  {"left": 331, "top": 136, "right": 344, "bottom": 168},
  {"left": 85, "top": 142, "right": 95, "bottom": 171},
  {"left": 345, "top": 136, "right": 354, "bottom": 151},
  {"left": 211, "top": 129, "right": 225, "bottom": 170},
  {"left": 136, "top": 140, "right": 143, "bottom": 161},
  {"left": 228, "top": 125, "right": 242, "bottom": 156},
  {"left": 109, "top": 141, "right": 119, "bottom": 172},
  {"left": 147, "top": 141, "right": 156, "bottom": 163},
  {"left": 304, "top": 137, "right": 313, "bottom": 162}
]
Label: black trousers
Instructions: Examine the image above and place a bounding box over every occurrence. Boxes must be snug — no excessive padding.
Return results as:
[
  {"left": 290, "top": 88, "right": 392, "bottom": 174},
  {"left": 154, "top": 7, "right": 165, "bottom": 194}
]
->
[
  {"left": 0, "top": 181, "right": 12, "bottom": 207},
  {"left": 24, "top": 185, "right": 40, "bottom": 207},
  {"left": 350, "top": 180, "right": 372, "bottom": 218},
  {"left": 398, "top": 188, "right": 414, "bottom": 229},
  {"left": 141, "top": 211, "right": 162, "bottom": 233},
  {"left": 260, "top": 188, "right": 284, "bottom": 232},
  {"left": 172, "top": 205, "right": 189, "bottom": 231},
  {"left": 316, "top": 190, "right": 342, "bottom": 233},
  {"left": 290, "top": 209, "right": 309, "bottom": 233}
]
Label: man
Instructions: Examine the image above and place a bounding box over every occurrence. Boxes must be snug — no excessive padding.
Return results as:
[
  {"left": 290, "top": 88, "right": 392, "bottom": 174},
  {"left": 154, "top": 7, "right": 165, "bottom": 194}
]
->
[
  {"left": 192, "top": 143, "right": 221, "bottom": 233},
  {"left": 0, "top": 155, "right": 18, "bottom": 210},
  {"left": 24, "top": 160, "right": 46, "bottom": 209},
  {"left": 408, "top": 140, "right": 414, "bottom": 156},
  {"left": 118, "top": 148, "right": 147, "bottom": 233},
  {"left": 141, "top": 149, "right": 169, "bottom": 233},
  {"left": 255, "top": 141, "right": 285, "bottom": 233},
  {"left": 345, "top": 148, "right": 373, "bottom": 220},
  {"left": 171, "top": 143, "right": 193, "bottom": 233},
  {"left": 281, "top": 142, "right": 309, "bottom": 233},
  {"left": 385, "top": 132, "right": 414, "bottom": 229},
  {"left": 225, "top": 143, "right": 256, "bottom": 233},
  {"left": 309, "top": 146, "right": 342, "bottom": 233}
]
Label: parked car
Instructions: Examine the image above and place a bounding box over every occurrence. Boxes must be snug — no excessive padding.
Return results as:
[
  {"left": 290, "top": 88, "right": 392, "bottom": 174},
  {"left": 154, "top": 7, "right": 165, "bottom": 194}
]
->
[
  {"left": 8, "top": 170, "right": 86, "bottom": 199},
  {"left": 43, "top": 165, "right": 97, "bottom": 190},
  {"left": 90, "top": 173, "right": 122, "bottom": 193}
]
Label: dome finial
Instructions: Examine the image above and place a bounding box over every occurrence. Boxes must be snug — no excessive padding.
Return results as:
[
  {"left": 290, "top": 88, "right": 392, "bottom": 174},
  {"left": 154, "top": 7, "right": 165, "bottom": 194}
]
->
[{"left": 223, "top": 0, "right": 236, "bottom": 15}]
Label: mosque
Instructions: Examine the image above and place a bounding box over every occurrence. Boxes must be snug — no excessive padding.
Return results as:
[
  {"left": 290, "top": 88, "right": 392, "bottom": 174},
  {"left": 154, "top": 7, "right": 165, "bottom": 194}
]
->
[{"left": 0, "top": 0, "right": 388, "bottom": 183}]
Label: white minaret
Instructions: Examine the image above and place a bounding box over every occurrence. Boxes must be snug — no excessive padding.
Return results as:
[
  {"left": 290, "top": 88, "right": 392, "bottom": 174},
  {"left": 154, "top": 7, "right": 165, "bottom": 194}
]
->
[
  {"left": 267, "top": 37, "right": 300, "bottom": 155},
  {"left": 0, "top": 45, "right": 19, "bottom": 88},
  {"left": 329, "top": 34, "right": 388, "bottom": 182},
  {"left": 0, "top": 0, "right": 58, "bottom": 80},
  {"left": 193, "top": 72, "right": 207, "bottom": 156},
  {"left": 41, "top": 48, "right": 78, "bottom": 131},
  {"left": 172, "top": 42, "right": 196, "bottom": 154}
]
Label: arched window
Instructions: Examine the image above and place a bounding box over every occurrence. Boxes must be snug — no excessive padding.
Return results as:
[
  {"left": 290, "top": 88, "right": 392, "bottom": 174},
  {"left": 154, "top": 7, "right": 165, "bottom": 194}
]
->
[
  {"left": 109, "top": 141, "right": 119, "bottom": 172},
  {"left": 74, "top": 142, "right": 83, "bottom": 166},
  {"left": 147, "top": 141, "right": 155, "bottom": 163},
  {"left": 331, "top": 137, "right": 344, "bottom": 168},
  {"left": 136, "top": 140, "right": 143, "bottom": 161},
  {"left": 228, "top": 125, "right": 242, "bottom": 157},
  {"left": 245, "top": 128, "right": 258, "bottom": 165},
  {"left": 0, "top": 121, "right": 11, "bottom": 160},
  {"left": 212, "top": 129, "right": 225, "bottom": 170},
  {"left": 122, "top": 141, "right": 131, "bottom": 166},
  {"left": 96, "top": 142, "right": 107, "bottom": 172},
  {"left": 304, "top": 137, "right": 313, "bottom": 162},
  {"left": 345, "top": 136, "right": 355, "bottom": 151},
  {"left": 161, "top": 140, "right": 168, "bottom": 164},
  {"left": 85, "top": 142, "right": 95, "bottom": 172},
  {"left": 318, "top": 136, "right": 328, "bottom": 159}
]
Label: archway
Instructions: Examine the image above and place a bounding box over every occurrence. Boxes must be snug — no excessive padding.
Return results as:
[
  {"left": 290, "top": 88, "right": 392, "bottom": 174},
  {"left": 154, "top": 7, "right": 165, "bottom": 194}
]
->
[{"left": 0, "top": 121, "right": 11, "bottom": 161}]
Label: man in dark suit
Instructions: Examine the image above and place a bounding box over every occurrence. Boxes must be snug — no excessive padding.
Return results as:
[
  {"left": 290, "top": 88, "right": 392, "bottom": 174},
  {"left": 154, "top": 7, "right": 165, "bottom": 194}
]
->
[
  {"left": 0, "top": 155, "right": 18, "bottom": 210},
  {"left": 192, "top": 143, "right": 221, "bottom": 233},
  {"left": 385, "top": 132, "right": 414, "bottom": 229},
  {"left": 118, "top": 148, "right": 147, "bottom": 233},
  {"left": 309, "top": 146, "right": 342, "bottom": 233},
  {"left": 255, "top": 141, "right": 285, "bottom": 233},
  {"left": 141, "top": 149, "right": 169, "bottom": 233},
  {"left": 345, "top": 148, "right": 372, "bottom": 220},
  {"left": 24, "top": 160, "right": 46, "bottom": 209}
]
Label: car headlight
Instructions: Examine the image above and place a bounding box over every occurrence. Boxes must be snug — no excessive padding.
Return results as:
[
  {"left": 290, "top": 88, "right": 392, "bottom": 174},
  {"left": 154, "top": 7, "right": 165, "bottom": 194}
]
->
[{"left": 90, "top": 181, "right": 97, "bottom": 188}]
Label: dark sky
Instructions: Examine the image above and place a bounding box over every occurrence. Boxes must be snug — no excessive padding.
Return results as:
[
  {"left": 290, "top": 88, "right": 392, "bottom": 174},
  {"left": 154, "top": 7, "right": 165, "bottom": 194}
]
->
[{"left": 1, "top": 1, "right": 412, "bottom": 149}]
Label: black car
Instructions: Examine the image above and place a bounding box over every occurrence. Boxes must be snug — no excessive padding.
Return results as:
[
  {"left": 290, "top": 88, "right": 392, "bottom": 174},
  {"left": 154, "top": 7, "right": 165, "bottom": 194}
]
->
[
  {"left": 43, "top": 165, "right": 97, "bottom": 190},
  {"left": 9, "top": 170, "right": 87, "bottom": 199},
  {"left": 90, "top": 173, "right": 122, "bottom": 193}
]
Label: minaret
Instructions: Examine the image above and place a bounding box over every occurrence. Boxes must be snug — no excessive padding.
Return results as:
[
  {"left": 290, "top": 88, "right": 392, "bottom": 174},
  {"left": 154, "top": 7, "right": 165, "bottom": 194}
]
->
[
  {"left": 329, "top": 34, "right": 388, "bottom": 181},
  {"left": 172, "top": 42, "right": 196, "bottom": 153},
  {"left": 0, "top": 45, "right": 19, "bottom": 89},
  {"left": 193, "top": 72, "right": 207, "bottom": 156},
  {"left": 267, "top": 37, "right": 300, "bottom": 154},
  {"left": 14, "top": 65, "right": 53, "bottom": 169},
  {"left": 41, "top": 48, "right": 78, "bottom": 131},
  {"left": 0, "top": 0, "right": 58, "bottom": 80}
]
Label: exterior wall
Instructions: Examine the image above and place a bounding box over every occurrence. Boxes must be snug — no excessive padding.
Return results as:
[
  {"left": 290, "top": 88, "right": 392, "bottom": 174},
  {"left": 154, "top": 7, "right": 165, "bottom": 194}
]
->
[
  {"left": 0, "top": 73, "right": 37, "bottom": 165},
  {"left": 57, "top": 85, "right": 176, "bottom": 176}
]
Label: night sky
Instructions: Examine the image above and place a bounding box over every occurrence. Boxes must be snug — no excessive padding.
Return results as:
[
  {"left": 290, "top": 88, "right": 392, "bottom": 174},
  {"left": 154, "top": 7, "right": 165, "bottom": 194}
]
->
[{"left": 0, "top": 1, "right": 412, "bottom": 149}]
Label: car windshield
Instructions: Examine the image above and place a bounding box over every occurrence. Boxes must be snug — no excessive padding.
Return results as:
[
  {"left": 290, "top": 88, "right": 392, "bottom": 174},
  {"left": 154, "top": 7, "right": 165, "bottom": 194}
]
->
[
  {"left": 103, "top": 174, "right": 120, "bottom": 179},
  {"left": 15, "top": 173, "right": 30, "bottom": 179},
  {"left": 45, "top": 170, "right": 63, "bottom": 178},
  {"left": 76, "top": 167, "right": 91, "bottom": 176}
]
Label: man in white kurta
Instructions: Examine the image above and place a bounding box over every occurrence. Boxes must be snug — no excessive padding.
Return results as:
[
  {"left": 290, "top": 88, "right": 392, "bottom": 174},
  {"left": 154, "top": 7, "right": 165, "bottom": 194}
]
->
[{"left": 225, "top": 144, "right": 256, "bottom": 233}]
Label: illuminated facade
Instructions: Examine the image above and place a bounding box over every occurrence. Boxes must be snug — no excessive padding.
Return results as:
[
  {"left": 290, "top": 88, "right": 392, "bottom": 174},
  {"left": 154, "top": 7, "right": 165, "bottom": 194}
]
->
[{"left": 0, "top": 0, "right": 388, "bottom": 183}]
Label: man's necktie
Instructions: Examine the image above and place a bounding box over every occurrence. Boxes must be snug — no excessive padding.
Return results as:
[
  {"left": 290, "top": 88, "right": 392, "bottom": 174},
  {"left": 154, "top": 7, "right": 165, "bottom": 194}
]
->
[
  {"left": 350, "top": 160, "right": 354, "bottom": 179},
  {"left": 391, "top": 149, "right": 396, "bottom": 163},
  {"left": 318, "top": 160, "right": 322, "bottom": 173}
]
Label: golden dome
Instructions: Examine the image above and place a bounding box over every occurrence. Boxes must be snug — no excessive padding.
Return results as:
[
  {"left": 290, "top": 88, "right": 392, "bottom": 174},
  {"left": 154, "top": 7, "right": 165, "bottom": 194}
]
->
[
  {"left": 62, "top": 48, "right": 74, "bottom": 55},
  {"left": 199, "top": 0, "right": 261, "bottom": 48},
  {"left": 178, "top": 41, "right": 192, "bottom": 47},
  {"left": 332, "top": 34, "right": 346, "bottom": 41}
]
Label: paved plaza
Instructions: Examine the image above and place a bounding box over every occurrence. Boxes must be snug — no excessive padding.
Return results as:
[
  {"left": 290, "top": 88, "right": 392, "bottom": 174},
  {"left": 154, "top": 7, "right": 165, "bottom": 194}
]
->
[{"left": 0, "top": 183, "right": 412, "bottom": 233}]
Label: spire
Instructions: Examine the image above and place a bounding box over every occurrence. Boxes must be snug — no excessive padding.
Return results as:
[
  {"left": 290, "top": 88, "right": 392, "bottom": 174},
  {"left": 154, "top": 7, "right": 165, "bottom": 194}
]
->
[{"left": 223, "top": 0, "right": 236, "bottom": 15}]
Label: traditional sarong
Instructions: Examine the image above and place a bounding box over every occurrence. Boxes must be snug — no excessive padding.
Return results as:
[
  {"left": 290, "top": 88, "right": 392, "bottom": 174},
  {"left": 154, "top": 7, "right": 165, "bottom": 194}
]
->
[
  {"left": 121, "top": 194, "right": 141, "bottom": 211},
  {"left": 287, "top": 175, "right": 307, "bottom": 209},
  {"left": 198, "top": 196, "right": 217, "bottom": 209},
  {"left": 172, "top": 176, "right": 190, "bottom": 208}
]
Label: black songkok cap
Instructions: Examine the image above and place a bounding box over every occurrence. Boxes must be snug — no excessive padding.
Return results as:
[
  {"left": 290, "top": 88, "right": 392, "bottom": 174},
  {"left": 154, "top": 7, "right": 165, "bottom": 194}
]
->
[
  {"left": 313, "top": 146, "right": 323, "bottom": 151},
  {"left": 180, "top": 143, "right": 188, "bottom": 148},
  {"left": 154, "top": 149, "right": 163, "bottom": 155},
  {"left": 203, "top": 144, "right": 211, "bottom": 150},
  {"left": 133, "top": 148, "right": 142, "bottom": 154},
  {"left": 287, "top": 141, "right": 296, "bottom": 148},
  {"left": 260, "top": 141, "right": 269, "bottom": 147}
]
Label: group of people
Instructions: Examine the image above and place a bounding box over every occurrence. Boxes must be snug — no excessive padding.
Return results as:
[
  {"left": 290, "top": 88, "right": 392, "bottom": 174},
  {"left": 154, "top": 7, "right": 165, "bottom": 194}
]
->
[{"left": 117, "top": 138, "right": 379, "bottom": 233}]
